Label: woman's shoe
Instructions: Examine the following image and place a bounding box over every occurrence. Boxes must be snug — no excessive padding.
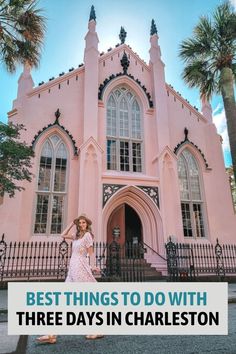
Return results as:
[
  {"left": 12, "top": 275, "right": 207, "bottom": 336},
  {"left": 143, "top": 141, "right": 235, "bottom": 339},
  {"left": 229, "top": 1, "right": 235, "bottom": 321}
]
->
[
  {"left": 36, "top": 335, "right": 57, "bottom": 344},
  {"left": 85, "top": 335, "right": 104, "bottom": 340}
]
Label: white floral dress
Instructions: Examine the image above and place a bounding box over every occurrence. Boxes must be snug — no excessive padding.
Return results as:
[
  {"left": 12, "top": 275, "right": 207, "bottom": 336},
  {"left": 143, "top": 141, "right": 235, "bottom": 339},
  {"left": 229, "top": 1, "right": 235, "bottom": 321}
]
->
[{"left": 65, "top": 232, "right": 96, "bottom": 283}]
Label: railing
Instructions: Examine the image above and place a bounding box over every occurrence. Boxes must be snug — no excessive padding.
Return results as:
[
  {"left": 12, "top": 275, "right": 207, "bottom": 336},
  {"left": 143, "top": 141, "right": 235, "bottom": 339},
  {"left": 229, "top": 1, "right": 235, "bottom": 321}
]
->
[
  {"left": 142, "top": 241, "right": 167, "bottom": 261},
  {"left": 165, "top": 237, "right": 236, "bottom": 281},
  {"left": 0, "top": 235, "right": 147, "bottom": 283}
]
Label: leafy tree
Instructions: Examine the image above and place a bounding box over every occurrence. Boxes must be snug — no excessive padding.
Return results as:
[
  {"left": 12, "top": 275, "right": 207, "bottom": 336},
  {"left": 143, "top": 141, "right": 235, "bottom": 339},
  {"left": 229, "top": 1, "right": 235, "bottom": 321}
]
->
[
  {"left": 0, "top": 121, "right": 34, "bottom": 197},
  {"left": 226, "top": 165, "right": 236, "bottom": 210},
  {"left": 0, "top": 0, "right": 46, "bottom": 72},
  {"left": 179, "top": 1, "right": 236, "bottom": 181}
]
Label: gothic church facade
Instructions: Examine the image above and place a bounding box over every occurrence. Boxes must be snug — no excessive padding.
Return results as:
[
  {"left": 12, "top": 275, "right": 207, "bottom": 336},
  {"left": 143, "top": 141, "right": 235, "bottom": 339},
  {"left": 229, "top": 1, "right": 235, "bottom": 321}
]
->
[{"left": 1, "top": 7, "right": 235, "bottom": 270}]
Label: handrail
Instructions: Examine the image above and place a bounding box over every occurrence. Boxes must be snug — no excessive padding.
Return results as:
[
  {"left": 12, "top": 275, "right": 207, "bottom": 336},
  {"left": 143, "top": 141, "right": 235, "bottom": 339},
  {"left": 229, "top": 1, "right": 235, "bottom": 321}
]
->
[{"left": 141, "top": 241, "right": 167, "bottom": 261}]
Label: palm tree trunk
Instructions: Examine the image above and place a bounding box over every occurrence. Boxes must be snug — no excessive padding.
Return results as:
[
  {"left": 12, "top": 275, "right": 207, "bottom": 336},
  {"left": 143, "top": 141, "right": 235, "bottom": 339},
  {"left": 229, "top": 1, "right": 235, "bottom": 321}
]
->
[{"left": 220, "top": 67, "right": 236, "bottom": 184}]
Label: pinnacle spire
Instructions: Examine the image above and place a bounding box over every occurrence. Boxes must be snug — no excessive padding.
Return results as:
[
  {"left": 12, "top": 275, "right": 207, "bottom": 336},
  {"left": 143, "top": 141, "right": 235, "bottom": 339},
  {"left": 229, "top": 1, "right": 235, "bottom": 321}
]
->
[
  {"left": 89, "top": 5, "right": 96, "bottom": 21},
  {"left": 150, "top": 19, "right": 157, "bottom": 36},
  {"left": 119, "top": 26, "right": 127, "bottom": 44}
]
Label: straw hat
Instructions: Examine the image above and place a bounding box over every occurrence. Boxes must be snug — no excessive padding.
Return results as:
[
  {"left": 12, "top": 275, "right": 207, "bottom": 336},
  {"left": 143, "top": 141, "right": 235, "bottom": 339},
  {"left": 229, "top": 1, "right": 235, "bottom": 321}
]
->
[{"left": 73, "top": 214, "right": 92, "bottom": 226}]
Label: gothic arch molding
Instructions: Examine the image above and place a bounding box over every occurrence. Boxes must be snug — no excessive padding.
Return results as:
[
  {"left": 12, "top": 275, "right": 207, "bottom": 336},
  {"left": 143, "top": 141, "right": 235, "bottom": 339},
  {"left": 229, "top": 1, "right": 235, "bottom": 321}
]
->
[
  {"left": 174, "top": 128, "right": 210, "bottom": 170},
  {"left": 99, "top": 74, "right": 153, "bottom": 111},
  {"left": 31, "top": 120, "right": 78, "bottom": 156},
  {"left": 102, "top": 185, "right": 164, "bottom": 253}
]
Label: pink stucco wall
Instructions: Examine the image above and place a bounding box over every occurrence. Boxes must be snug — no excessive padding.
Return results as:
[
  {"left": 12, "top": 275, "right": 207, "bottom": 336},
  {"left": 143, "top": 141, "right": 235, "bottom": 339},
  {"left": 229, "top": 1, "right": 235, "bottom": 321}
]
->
[{"left": 0, "top": 18, "right": 235, "bottom": 257}]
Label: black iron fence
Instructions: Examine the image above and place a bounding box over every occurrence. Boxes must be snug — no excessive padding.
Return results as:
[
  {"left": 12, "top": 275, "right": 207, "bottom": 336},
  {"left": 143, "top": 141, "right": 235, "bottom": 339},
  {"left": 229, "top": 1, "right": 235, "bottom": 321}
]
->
[
  {"left": 165, "top": 237, "right": 236, "bottom": 281},
  {"left": 0, "top": 234, "right": 147, "bottom": 283},
  {"left": 2, "top": 234, "right": 235, "bottom": 283}
]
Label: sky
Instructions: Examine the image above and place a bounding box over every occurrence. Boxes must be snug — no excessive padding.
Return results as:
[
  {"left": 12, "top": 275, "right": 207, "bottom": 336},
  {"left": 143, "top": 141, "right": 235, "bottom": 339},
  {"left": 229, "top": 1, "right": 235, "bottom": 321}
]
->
[{"left": 0, "top": 0, "right": 235, "bottom": 167}]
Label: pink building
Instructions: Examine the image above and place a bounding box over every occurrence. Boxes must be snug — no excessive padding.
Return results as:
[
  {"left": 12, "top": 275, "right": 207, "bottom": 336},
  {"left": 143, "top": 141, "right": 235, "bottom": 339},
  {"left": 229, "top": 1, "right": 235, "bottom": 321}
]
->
[{"left": 1, "top": 7, "right": 235, "bottom": 269}]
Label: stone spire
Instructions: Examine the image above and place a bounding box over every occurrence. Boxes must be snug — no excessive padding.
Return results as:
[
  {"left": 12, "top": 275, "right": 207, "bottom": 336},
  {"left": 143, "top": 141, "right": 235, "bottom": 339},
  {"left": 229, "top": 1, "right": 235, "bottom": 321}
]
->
[
  {"left": 84, "top": 5, "right": 99, "bottom": 52},
  {"left": 201, "top": 95, "right": 213, "bottom": 122},
  {"left": 149, "top": 19, "right": 170, "bottom": 151},
  {"left": 119, "top": 26, "right": 127, "bottom": 44},
  {"left": 89, "top": 5, "right": 96, "bottom": 21},
  {"left": 150, "top": 19, "right": 157, "bottom": 36},
  {"left": 16, "top": 62, "right": 34, "bottom": 100},
  {"left": 83, "top": 6, "right": 99, "bottom": 140},
  {"left": 149, "top": 19, "right": 162, "bottom": 64}
]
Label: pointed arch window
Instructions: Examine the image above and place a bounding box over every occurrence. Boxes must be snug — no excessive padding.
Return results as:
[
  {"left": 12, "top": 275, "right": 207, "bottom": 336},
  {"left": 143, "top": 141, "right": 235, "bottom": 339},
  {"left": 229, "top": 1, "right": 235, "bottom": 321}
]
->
[
  {"left": 177, "top": 149, "right": 205, "bottom": 238},
  {"left": 34, "top": 135, "right": 68, "bottom": 235},
  {"left": 106, "top": 87, "right": 142, "bottom": 172}
]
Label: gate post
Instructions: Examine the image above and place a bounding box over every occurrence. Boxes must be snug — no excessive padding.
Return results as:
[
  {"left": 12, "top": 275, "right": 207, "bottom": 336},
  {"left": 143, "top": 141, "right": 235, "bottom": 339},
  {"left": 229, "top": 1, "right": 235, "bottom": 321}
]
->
[
  {"left": 108, "top": 238, "right": 120, "bottom": 278},
  {"left": 165, "top": 236, "right": 178, "bottom": 281},
  {"left": 0, "top": 234, "right": 7, "bottom": 282},
  {"left": 58, "top": 239, "right": 69, "bottom": 279},
  {"left": 215, "top": 238, "right": 225, "bottom": 281}
]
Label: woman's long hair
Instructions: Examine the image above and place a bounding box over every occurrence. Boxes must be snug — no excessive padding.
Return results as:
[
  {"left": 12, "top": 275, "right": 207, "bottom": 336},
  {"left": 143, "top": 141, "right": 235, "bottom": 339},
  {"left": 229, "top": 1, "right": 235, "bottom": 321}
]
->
[{"left": 75, "top": 219, "right": 94, "bottom": 239}]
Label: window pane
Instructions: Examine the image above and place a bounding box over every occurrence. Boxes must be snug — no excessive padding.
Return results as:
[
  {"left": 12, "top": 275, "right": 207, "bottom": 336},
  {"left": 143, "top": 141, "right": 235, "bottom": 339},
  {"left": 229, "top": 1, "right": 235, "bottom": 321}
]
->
[
  {"left": 50, "top": 195, "right": 64, "bottom": 234},
  {"left": 34, "top": 194, "right": 49, "bottom": 233},
  {"left": 119, "top": 97, "right": 129, "bottom": 137},
  {"left": 178, "top": 155, "right": 189, "bottom": 200},
  {"left": 114, "top": 89, "right": 121, "bottom": 98},
  {"left": 193, "top": 203, "right": 205, "bottom": 237},
  {"left": 107, "top": 95, "right": 116, "bottom": 136},
  {"left": 106, "top": 88, "right": 142, "bottom": 172},
  {"left": 191, "top": 175, "right": 201, "bottom": 200},
  {"left": 181, "top": 203, "right": 193, "bottom": 237},
  {"left": 50, "top": 135, "right": 60, "bottom": 145},
  {"left": 35, "top": 136, "right": 68, "bottom": 236},
  {"left": 183, "top": 150, "right": 201, "bottom": 200},
  {"left": 132, "top": 142, "right": 142, "bottom": 172},
  {"left": 38, "top": 141, "right": 52, "bottom": 191},
  {"left": 179, "top": 150, "right": 205, "bottom": 238},
  {"left": 54, "top": 143, "right": 67, "bottom": 192},
  {"left": 132, "top": 100, "right": 141, "bottom": 139},
  {"left": 107, "top": 140, "right": 117, "bottom": 170},
  {"left": 120, "top": 141, "right": 129, "bottom": 171}
]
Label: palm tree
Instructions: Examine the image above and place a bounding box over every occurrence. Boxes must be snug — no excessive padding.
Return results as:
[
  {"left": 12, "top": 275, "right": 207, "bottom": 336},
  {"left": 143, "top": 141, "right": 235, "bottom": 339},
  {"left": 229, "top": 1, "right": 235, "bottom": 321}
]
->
[
  {"left": 0, "top": 0, "right": 46, "bottom": 72},
  {"left": 179, "top": 1, "right": 236, "bottom": 181}
]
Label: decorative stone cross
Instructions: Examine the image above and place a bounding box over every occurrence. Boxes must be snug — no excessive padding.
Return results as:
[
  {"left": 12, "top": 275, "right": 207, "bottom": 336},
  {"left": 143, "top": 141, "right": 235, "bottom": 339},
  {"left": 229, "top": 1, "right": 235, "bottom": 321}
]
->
[
  {"left": 54, "top": 109, "right": 61, "bottom": 124},
  {"left": 120, "top": 51, "right": 130, "bottom": 74}
]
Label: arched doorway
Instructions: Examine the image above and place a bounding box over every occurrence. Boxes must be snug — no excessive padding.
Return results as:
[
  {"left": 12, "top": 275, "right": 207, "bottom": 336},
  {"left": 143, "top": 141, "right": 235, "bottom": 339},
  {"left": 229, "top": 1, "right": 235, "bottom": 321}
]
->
[
  {"left": 102, "top": 185, "right": 164, "bottom": 256},
  {"left": 107, "top": 203, "right": 142, "bottom": 245}
]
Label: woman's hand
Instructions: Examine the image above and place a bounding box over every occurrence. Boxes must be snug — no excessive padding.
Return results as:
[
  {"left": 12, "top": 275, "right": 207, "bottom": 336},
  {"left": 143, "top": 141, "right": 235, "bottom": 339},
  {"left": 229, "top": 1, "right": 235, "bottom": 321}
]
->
[{"left": 91, "top": 266, "right": 100, "bottom": 274}]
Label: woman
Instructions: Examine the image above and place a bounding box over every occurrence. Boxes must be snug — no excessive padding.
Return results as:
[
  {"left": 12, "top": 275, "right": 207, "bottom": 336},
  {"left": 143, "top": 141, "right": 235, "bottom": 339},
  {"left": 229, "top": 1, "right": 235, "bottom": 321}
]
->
[{"left": 36, "top": 214, "right": 104, "bottom": 344}]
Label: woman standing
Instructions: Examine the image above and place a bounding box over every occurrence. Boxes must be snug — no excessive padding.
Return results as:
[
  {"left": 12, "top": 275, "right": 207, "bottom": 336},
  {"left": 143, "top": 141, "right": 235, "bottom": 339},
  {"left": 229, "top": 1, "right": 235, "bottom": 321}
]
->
[
  {"left": 64, "top": 215, "right": 99, "bottom": 283},
  {"left": 36, "top": 214, "right": 104, "bottom": 343}
]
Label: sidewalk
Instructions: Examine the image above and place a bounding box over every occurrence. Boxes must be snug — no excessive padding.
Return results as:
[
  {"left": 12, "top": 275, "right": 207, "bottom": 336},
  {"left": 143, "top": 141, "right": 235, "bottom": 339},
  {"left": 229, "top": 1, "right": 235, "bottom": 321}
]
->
[
  {"left": 228, "top": 282, "right": 236, "bottom": 303},
  {"left": 0, "top": 283, "right": 236, "bottom": 354}
]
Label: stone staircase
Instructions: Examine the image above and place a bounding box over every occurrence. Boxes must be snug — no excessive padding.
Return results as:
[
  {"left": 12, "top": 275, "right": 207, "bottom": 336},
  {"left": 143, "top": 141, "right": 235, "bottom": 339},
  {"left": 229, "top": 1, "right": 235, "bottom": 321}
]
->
[{"left": 119, "top": 258, "right": 166, "bottom": 282}]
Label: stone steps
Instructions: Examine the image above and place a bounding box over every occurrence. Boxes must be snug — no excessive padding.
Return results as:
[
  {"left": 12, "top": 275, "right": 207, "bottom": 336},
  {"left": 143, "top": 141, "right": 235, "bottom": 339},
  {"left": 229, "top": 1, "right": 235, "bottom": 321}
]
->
[{"left": 116, "top": 257, "right": 164, "bottom": 280}]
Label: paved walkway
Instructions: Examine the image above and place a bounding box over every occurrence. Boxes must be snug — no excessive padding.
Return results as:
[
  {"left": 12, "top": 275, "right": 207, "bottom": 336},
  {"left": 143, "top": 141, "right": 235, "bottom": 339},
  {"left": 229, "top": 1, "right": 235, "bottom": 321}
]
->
[{"left": 0, "top": 283, "right": 236, "bottom": 354}]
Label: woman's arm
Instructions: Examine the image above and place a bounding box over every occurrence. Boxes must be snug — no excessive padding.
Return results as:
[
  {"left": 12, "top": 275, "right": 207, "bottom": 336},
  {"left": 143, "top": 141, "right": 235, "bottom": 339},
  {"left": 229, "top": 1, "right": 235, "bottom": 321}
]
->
[
  {"left": 87, "top": 246, "right": 100, "bottom": 273},
  {"left": 61, "top": 221, "right": 75, "bottom": 240}
]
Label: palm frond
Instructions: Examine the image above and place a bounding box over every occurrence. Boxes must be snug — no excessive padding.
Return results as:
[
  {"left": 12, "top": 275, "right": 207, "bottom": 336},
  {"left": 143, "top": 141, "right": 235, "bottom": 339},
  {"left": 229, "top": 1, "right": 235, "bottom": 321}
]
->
[
  {"left": 179, "top": 38, "right": 207, "bottom": 62},
  {"left": 0, "top": 0, "right": 46, "bottom": 72},
  {"left": 213, "top": 1, "right": 236, "bottom": 57},
  {"left": 179, "top": 0, "right": 236, "bottom": 98},
  {"left": 193, "top": 15, "right": 215, "bottom": 52},
  {"left": 181, "top": 59, "right": 218, "bottom": 99}
]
